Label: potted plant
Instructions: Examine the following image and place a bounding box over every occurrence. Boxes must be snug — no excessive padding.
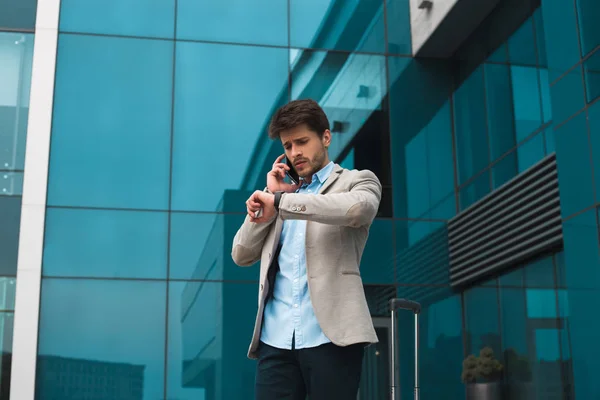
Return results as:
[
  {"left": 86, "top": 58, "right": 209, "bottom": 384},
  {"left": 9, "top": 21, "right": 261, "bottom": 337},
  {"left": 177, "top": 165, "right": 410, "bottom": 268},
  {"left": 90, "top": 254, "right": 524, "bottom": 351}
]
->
[{"left": 461, "top": 347, "right": 504, "bottom": 400}]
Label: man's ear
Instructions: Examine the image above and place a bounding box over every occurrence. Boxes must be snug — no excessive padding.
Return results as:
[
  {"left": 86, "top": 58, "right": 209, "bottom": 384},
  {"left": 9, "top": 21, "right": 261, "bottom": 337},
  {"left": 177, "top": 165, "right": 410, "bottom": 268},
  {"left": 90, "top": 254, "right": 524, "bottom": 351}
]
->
[{"left": 322, "top": 129, "right": 332, "bottom": 147}]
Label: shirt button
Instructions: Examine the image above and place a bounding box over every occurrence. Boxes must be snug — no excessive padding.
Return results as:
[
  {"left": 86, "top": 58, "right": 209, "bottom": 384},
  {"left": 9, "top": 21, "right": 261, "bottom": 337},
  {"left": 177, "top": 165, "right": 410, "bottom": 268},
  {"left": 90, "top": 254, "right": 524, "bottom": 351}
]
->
[
  {"left": 294, "top": 304, "right": 299, "bottom": 308},
  {"left": 294, "top": 278, "right": 298, "bottom": 283}
]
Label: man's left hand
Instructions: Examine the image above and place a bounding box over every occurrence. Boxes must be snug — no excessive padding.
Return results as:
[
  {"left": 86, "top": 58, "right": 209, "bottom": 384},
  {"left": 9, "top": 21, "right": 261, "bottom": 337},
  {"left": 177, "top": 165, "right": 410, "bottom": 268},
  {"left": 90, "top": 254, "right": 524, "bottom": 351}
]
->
[{"left": 248, "top": 190, "right": 276, "bottom": 223}]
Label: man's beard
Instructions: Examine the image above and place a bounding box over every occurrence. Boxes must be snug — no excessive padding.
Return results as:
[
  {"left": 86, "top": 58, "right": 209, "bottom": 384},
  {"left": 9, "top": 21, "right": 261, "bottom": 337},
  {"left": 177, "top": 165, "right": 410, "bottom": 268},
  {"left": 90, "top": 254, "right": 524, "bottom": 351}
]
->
[{"left": 299, "top": 147, "right": 327, "bottom": 179}]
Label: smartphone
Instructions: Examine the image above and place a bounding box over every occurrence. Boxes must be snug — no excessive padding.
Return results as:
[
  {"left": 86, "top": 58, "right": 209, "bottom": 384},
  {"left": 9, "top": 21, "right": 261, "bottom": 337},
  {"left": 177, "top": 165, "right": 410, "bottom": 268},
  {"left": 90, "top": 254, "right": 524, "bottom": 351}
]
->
[{"left": 285, "top": 157, "right": 300, "bottom": 185}]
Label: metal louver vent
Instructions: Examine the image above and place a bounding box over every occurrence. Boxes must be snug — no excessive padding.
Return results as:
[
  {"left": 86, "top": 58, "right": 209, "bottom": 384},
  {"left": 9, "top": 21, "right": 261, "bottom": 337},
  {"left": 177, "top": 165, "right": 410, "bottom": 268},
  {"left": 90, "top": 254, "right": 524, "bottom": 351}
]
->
[{"left": 448, "top": 153, "right": 563, "bottom": 288}]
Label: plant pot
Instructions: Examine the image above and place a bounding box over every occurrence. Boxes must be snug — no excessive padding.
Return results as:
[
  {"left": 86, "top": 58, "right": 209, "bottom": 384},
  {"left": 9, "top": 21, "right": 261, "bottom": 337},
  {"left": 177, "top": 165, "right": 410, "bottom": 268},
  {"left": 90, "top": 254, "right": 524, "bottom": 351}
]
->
[{"left": 465, "top": 382, "right": 503, "bottom": 400}]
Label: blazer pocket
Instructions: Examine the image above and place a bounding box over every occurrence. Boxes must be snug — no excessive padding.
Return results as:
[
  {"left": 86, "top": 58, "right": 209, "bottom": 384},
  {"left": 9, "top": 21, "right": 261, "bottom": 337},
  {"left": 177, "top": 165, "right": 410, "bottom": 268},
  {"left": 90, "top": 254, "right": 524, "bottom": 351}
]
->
[{"left": 340, "top": 270, "right": 361, "bottom": 276}]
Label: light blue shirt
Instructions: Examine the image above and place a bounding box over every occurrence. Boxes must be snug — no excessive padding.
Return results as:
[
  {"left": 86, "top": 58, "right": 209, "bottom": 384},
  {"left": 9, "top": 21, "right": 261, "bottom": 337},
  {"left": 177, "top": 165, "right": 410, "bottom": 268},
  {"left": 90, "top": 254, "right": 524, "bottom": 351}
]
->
[{"left": 260, "top": 161, "right": 335, "bottom": 350}]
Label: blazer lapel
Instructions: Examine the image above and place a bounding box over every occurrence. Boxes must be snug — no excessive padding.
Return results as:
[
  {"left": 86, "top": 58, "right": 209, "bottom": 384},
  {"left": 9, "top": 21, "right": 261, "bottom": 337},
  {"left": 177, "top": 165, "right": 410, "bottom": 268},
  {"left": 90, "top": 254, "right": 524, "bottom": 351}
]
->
[{"left": 318, "top": 164, "right": 343, "bottom": 194}]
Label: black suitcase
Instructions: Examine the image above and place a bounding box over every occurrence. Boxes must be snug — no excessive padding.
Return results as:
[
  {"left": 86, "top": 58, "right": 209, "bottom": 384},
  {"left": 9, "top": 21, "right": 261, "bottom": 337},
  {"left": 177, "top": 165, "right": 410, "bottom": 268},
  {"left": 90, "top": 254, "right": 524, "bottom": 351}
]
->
[{"left": 389, "top": 298, "right": 421, "bottom": 400}]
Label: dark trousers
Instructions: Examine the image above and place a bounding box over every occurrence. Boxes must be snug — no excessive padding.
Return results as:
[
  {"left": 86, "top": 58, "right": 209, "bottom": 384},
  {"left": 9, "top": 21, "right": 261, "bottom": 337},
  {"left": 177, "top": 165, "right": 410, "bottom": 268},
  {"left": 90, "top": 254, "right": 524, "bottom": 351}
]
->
[{"left": 254, "top": 340, "right": 364, "bottom": 400}]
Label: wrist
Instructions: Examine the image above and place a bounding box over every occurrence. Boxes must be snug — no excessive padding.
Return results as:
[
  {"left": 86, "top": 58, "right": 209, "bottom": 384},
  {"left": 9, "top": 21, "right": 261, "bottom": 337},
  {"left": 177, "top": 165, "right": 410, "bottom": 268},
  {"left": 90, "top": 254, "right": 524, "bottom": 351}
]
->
[{"left": 274, "top": 191, "right": 284, "bottom": 211}]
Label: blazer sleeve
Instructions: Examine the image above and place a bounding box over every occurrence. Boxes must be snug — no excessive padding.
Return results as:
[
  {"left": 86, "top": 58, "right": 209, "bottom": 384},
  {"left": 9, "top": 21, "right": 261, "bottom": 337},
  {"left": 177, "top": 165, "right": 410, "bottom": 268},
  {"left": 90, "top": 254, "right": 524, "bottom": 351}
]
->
[
  {"left": 231, "top": 187, "right": 275, "bottom": 267},
  {"left": 278, "top": 169, "right": 381, "bottom": 227}
]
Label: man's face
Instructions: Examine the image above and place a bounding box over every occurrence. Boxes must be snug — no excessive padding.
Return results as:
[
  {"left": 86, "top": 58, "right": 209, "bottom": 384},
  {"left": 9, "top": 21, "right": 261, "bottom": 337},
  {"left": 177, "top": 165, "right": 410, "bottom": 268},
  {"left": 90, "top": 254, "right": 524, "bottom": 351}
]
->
[{"left": 280, "top": 125, "right": 331, "bottom": 179}]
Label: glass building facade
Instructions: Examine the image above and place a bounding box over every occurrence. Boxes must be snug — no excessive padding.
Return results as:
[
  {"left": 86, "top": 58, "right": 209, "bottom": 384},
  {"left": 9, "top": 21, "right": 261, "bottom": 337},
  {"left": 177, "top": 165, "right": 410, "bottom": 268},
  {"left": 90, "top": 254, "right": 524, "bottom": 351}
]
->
[{"left": 2, "top": 0, "right": 600, "bottom": 399}]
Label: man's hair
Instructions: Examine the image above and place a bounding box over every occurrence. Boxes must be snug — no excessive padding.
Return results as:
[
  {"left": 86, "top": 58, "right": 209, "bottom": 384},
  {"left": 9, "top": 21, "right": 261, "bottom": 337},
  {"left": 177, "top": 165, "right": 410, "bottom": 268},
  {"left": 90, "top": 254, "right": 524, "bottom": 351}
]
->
[{"left": 268, "top": 99, "right": 330, "bottom": 140}]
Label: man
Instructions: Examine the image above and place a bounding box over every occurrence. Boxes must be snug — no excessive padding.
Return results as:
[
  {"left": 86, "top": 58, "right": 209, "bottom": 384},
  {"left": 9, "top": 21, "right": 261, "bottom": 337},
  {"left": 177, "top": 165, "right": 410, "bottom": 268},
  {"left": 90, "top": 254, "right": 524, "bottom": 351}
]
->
[{"left": 231, "top": 99, "right": 381, "bottom": 399}]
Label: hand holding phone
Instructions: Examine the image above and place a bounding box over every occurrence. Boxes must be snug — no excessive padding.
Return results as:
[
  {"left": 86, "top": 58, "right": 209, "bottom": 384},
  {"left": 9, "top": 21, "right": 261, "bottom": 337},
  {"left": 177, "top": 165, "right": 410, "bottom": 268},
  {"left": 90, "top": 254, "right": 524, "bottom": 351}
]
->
[{"left": 266, "top": 154, "right": 300, "bottom": 193}]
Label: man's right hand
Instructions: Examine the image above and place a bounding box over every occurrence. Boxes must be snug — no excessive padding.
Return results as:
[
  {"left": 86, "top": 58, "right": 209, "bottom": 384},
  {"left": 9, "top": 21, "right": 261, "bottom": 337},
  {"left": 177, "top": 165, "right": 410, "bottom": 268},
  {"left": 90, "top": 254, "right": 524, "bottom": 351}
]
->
[{"left": 267, "top": 154, "right": 299, "bottom": 193}]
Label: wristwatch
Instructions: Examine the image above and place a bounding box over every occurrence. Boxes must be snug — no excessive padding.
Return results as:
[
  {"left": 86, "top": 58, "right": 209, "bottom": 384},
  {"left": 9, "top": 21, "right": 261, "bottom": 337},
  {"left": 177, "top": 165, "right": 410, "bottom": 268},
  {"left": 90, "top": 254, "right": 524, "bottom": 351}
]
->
[{"left": 274, "top": 191, "right": 284, "bottom": 211}]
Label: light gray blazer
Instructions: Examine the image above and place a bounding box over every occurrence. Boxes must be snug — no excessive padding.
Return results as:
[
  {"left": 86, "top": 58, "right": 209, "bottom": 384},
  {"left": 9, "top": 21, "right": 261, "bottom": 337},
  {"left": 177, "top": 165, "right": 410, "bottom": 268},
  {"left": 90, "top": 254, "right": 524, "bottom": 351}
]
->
[{"left": 231, "top": 164, "right": 381, "bottom": 359}]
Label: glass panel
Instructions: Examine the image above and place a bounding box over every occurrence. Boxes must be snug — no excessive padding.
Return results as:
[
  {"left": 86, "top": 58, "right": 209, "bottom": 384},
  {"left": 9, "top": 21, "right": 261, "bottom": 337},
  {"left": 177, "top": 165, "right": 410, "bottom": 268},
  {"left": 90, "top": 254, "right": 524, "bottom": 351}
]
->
[
  {"left": 554, "top": 112, "right": 594, "bottom": 217},
  {"left": 576, "top": 0, "right": 600, "bottom": 57},
  {"left": 59, "top": 0, "right": 175, "bottom": 38},
  {"left": 177, "top": 0, "right": 287, "bottom": 47},
  {"left": 584, "top": 48, "right": 600, "bottom": 104},
  {"left": 463, "top": 286, "right": 501, "bottom": 356},
  {"left": 0, "top": 33, "right": 34, "bottom": 172},
  {"left": 360, "top": 219, "right": 394, "bottom": 284},
  {"left": 0, "top": 196, "right": 20, "bottom": 276},
  {"left": 533, "top": 8, "right": 547, "bottom": 67},
  {"left": 0, "top": 278, "right": 16, "bottom": 311},
  {"left": 0, "top": 311, "right": 14, "bottom": 396},
  {"left": 507, "top": 18, "right": 537, "bottom": 66},
  {"left": 395, "top": 220, "right": 449, "bottom": 284},
  {"left": 550, "top": 66, "right": 586, "bottom": 125},
  {"left": 561, "top": 210, "right": 600, "bottom": 399},
  {"left": 453, "top": 66, "right": 489, "bottom": 184},
  {"left": 170, "top": 211, "right": 260, "bottom": 281},
  {"left": 484, "top": 63, "right": 516, "bottom": 160},
  {"left": 290, "top": 0, "right": 384, "bottom": 53},
  {"left": 539, "top": 68, "right": 552, "bottom": 123},
  {"left": 167, "top": 281, "right": 258, "bottom": 399},
  {"left": 389, "top": 56, "right": 454, "bottom": 218},
  {"left": 386, "top": 0, "right": 411, "bottom": 55},
  {"left": 517, "top": 133, "right": 545, "bottom": 173},
  {"left": 492, "top": 151, "right": 517, "bottom": 189},
  {"left": 395, "top": 286, "right": 464, "bottom": 400},
  {"left": 540, "top": 0, "right": 581, "bottom": 81},
  {"left": 42, "top": 208, "right": 168, "bottom": 279},
  {"left": 48, "top": 34, "right": 173, "bottom": 210},
  {"left": 511, "top": 66, "right": 543, "bottom": 142},
  {"left": 0, "top": 0, "right": 37, "bottom": 30},
  {"left": 589, "top": 101, "right": 600, "bottom": 200},
  {"left": 36, "top": 279, "right": 167, "bottom": 400},
  {"left": 524, "top": 256, "right": 555, "bottom": 288},
  {"left": 562, "top": 209, "right": 600, "bottom": 290},
  {"left": 459, "top": 171, "right": 490, "bottom": 211},
  {"left": 172, "top": 42, "right": 288, "bottom": 213}
]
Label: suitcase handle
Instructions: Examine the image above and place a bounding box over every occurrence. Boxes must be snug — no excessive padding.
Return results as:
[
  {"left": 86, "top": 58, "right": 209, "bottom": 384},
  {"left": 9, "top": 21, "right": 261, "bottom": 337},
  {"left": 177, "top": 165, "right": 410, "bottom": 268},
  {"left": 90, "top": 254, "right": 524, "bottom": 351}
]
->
[
  {"left": 390, "top": 298, "right": 421, "bottom": 314},
  {"left": 389, "top": 298, "right": 421, "bottom": 400}
]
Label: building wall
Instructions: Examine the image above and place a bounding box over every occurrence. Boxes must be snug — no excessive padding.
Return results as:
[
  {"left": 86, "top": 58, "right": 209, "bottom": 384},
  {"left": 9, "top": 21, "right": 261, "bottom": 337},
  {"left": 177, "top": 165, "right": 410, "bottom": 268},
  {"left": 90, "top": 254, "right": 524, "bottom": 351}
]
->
[{"left": 4, "top": 0, "right": 600, "bottom": 399}]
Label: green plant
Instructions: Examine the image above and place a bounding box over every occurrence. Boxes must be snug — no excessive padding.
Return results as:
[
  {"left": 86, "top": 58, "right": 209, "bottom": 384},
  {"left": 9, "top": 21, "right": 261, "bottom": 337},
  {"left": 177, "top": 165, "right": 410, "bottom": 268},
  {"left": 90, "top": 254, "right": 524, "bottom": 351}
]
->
[{"left": 461, "top": 347, "right": 504, "bottom": 384}]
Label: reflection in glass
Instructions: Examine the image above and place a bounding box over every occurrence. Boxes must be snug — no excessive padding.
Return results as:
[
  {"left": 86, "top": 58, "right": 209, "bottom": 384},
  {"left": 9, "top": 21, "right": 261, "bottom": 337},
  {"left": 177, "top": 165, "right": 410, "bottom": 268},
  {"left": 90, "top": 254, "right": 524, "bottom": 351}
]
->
[
  {"left": 48, "top": 34, "right": 173, "bottom": 210},
  {"left": 59, "top": 0, "right": 175, "bottom": 38},
  {"left": 290, "top": 0, "right": 385, "bottom": 53},
  {"left": 37, "top": 279, "right": 167, "bottom": 400},
  {"left": 484, "top": 63, "right": 515, "bottom": 160},
  {"left": 0, "top": 278, "right": 16, "bottom": 311},
  {"left": 177, "top": 0, "right": 287, "bottom": 46},
  {"left": 167, "top": 281, "right": 258, "bottom": 399},
  {"left": 169, "top": 211, "right": 259, "bottom": 281},
  {"left": 43, "top": 208, "right": 168, "bottom": 279},
  {"left": 0, "top": 33, "right": 34, "bottom": 173},
  {"left": 459, "top": 171, "right": 490, "bottom": 211},
  {"left": 507, "top": 18, "right": 537, "bottom": 66},
  {"left": 172, "top": 42, "right": 288, "bottom": 213},
  {"left": 0, "top": 196, "right": 21, "bottom": 276}
]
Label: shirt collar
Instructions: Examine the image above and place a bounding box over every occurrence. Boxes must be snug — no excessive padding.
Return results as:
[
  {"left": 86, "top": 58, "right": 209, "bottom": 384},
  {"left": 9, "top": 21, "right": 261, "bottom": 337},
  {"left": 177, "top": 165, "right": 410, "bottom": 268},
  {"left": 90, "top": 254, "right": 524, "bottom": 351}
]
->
[{"left": 312, "top": 161, "right": 334, "bottom": 184}]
